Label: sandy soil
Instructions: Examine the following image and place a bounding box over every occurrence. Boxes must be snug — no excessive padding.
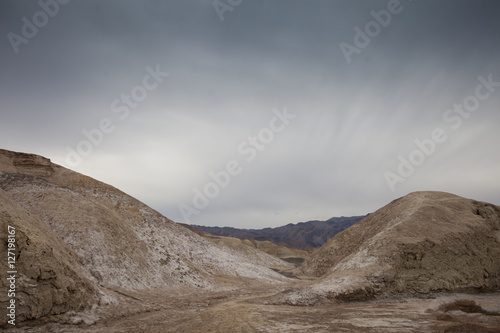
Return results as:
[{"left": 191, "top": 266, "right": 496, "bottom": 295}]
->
[{"left": 6, "top": 280, "right": 500, "bottom": 333}]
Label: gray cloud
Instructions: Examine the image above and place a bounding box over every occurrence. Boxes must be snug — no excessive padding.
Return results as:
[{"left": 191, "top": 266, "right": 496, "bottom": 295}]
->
[{"left": 1, "top": 0, "right": 499, "bottom": 228}]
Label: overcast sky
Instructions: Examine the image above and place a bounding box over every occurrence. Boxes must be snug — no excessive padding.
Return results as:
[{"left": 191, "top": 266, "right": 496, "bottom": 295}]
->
[{"left": 1, "top": 0, "right": 499, "bottom": 228}]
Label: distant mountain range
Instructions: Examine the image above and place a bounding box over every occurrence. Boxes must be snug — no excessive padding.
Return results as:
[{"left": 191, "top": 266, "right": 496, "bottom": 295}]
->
[{"left": 193, "top": 215, "right": 368, "bottom": 249}]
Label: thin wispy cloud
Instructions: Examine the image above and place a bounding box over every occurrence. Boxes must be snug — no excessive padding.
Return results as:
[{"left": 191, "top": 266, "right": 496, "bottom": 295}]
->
[{"left": 1, "top": 0, "right": 499, "bottom": 228}]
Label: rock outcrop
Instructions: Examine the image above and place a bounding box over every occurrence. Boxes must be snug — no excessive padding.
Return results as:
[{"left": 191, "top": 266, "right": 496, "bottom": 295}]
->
[
  {"left": 0, "top": 188, "right": 100, "bottom": 326},
  {"left": 0, "top": 149, "right": 54, "bottom": 177}
]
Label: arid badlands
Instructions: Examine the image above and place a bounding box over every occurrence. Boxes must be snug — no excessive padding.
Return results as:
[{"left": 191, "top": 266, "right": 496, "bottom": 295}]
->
[{"left": 1, "top": 148, "right": 500, "bottom": 332}]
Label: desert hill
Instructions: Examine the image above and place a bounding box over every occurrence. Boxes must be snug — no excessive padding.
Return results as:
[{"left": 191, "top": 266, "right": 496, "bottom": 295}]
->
[
  {"left": 194, "top": 215, "right": 366, "bottom": 249},
  {"left": 2, "top": 149, "right": 500, "bottom": 331},
  {"left": 0, "top": 149, "right": 292, "bottom": 327},
  {"left": 278, "top": 191, "right": 500, "bottom": 304}
]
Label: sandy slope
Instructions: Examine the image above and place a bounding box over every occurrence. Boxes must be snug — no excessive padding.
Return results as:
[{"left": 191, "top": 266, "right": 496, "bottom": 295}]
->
[
  {"left": 288, "top": 191, "right": 500, "bottom": 303},
  {"left": 0, "top": 149, "right": 292, "bottom": 327}
]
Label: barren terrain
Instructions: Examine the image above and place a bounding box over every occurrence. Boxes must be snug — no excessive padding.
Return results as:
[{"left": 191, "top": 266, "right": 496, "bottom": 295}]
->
[
  {"left": 5, "top": 281, "right": 500, "bottom": 333},
  {"left": 2, "top": 149, "right": 500, "bottom": 332}
]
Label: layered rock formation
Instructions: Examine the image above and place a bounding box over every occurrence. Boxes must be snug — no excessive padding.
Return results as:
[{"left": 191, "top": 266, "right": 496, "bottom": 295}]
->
[{"left": 0, "top": 188, "right": 101, "bottom": 324}]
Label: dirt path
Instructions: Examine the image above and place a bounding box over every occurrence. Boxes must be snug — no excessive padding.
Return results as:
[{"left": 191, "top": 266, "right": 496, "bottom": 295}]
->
[{"left": 8, "top": 287, "right": 500, "bottom": 333}]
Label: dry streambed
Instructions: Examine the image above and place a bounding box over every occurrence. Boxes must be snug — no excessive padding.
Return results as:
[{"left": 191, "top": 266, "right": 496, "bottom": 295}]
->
[{"left": 7, "top": 283, "right": 500, "bottom": 333}]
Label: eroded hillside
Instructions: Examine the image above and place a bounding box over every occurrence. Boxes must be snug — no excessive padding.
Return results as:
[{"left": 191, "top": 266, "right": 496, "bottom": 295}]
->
[
  {"left": 276, "top": 191, "right": 500, "bottom": 305},
  {"left": 0, "top": 188, "right": 101, "bottom": 324},
  {"left": 0, "top": 149, "right": 292, "bottom": 327}
]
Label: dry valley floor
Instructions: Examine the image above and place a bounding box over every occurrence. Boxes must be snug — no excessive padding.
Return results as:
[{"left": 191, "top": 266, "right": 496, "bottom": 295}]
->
[{"left": 7, "top": 279, "right": 500, "bottom": 333}]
